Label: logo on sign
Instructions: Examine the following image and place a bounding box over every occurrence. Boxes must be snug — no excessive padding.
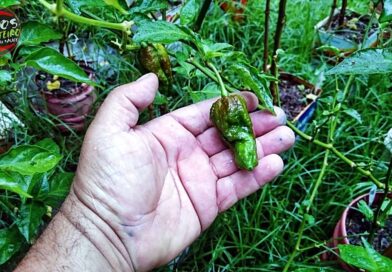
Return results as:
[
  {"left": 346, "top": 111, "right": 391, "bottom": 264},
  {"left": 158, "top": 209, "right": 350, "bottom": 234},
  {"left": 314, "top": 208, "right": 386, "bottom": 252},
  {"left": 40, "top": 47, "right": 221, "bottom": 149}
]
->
[{"left": 0, "top": 9, "right": 21, "bottom": 55}]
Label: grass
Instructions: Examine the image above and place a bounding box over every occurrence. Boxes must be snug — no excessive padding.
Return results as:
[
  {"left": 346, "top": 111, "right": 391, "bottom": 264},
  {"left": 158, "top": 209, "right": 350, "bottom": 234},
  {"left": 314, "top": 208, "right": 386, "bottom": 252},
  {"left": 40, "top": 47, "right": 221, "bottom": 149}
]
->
[{"left": 1, "top": 0, "right": 391, "bottom": 271}]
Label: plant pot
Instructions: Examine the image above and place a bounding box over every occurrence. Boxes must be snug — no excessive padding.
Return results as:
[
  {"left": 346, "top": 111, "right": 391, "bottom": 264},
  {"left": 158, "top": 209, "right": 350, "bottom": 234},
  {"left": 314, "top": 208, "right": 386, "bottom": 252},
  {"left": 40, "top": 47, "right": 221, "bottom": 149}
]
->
[
  {"left": 278, "top": 72, "right": 322, "bottom": 131},
  {"left": 37, "top": 63, "right": 96, "bottom": 132},
  {"left": 314, "top": 9, "right": 379, "bottom": 57},
  {"left": 220, "top": 0, "right": 247, "bottom": 22},
  {"left": 325, "top": 193, "right": 392, "bottom": 271}
]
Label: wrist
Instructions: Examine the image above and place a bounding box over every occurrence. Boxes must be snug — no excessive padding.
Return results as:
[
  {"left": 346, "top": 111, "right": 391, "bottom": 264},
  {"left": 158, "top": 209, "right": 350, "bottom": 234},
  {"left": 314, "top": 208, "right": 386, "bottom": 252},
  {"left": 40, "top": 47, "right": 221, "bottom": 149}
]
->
[{"left": 16, "top": 187, "right": 135, "bottom": 272}]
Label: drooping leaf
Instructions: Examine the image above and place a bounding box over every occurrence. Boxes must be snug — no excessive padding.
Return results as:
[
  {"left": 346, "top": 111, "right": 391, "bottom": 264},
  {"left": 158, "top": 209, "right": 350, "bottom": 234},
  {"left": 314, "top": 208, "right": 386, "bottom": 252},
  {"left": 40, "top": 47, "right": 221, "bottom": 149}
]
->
[
  {"left": 326, "top": 49, "right": 392, "bottom": 75},
  {"left": 0, "top": 138, "right": 62, "bottom": 175},
  {"left": 0, "top": 226, "right": 23, "bottom": 265},
  {"left": 15, "top": 202, "right": 46, "bottom": 242},
  {"left": 134, "top": 21, "right": 193, "bottom": 44},
  {"left": 25, "top": 48, "right": 95, "bottom": 85},
  {"left": 0, "top": 0, "right": 20, "bottom": 8},
  {"left": 339, "top": 243, "right": 392, "bottom": 271},
  {"left": 36, "top": 172, "right": 74, "bottom": 207},
  {"left": 385, "top": 128, "right": 392, "bottom": 154},
  {"left": 0, "top": 171, "right": 31, "bottom": 198},
  {"left": 180, "top": 0, "right": 202, "bottom": 26},
  {"left": 131, "top": 0, "right": 168, "bottom": 14},
  {"left": 227, "top": 64, "right": 275, "bottom": 113},
  {"left": 343, "top": 108, "right": 362, "bottom": 124},
  {"left": 380, "top": 0, "right": 392, "bottom": 23},
  {"left": 18, "top": 22, "right": 62, "bottom": 47}
]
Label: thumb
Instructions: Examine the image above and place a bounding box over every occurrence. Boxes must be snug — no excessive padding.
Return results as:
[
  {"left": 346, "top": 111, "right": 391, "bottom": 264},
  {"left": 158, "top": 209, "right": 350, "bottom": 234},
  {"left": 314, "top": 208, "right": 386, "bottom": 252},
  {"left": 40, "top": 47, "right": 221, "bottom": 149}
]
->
[{"left": 90, "top": 73, "right": 159, "bottom": 132}]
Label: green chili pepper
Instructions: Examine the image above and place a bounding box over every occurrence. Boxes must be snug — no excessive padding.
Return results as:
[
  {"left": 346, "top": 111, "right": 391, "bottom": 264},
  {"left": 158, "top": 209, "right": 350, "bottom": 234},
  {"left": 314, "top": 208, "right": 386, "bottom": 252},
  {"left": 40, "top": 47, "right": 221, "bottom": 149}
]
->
[
  {"left": 210, "top": 94, "right": 258, "bottom": 171},
  {"left": 139, "top": 43, "right": 173, "bottom": 95}
]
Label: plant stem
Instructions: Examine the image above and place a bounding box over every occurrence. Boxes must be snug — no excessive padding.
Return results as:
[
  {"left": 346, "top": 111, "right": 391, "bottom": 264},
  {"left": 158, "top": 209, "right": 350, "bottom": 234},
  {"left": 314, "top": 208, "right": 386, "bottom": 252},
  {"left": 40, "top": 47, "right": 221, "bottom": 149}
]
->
[
  {"left": 56, "top": 0, "right": 63, "bottom": 14},
  {"left": 270, "top": 0, "right": 287, "bottom": 105},
  {"left": 208, "top": 62, "right": 228, "bottom": 97},
  {"left": 194, "top": 0, "right": 212, "bottom": 32},
  {"left": 38, "top": 0, "right": 132, "bottom": 32},
  {"left": 263, "top": 0, "right": 271, "bottom": 73},
  {"left": 326, "top": 0, "right": 337, "bottom": 29},
  {"left": 338, "top": 0, "right": 347, "bottom": 26},
  {"left": 369, "top": 156, "right": 392, "bottom": 243}
]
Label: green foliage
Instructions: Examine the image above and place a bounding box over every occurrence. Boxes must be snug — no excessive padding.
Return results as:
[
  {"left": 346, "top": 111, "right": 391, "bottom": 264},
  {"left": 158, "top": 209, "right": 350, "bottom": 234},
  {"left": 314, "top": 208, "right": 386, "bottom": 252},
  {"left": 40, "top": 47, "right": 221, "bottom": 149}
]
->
[
  {"left": 380, "top": 0, "right": 392, "bottom": 23},
  {"left": 357, "top": 200, "right": 374, "bottom": 221},
  {"left": 25, "top": 48, "right": 96, "bottom": 85},
  {"left": 180, "top": 0, "right": 202, "bottom": 26},
  {"left": 326, "top": 49, "right": 392, "bottom": 75},
  {"left": 0, "top": 139, "right": 73, "bottom": 265},
  {"left": 0, "top": 0, "right": 20, "bottom": 8},
  {"left": 18, "top": 22, "right": 62, "bottom": 47},
  {"left": 134, "top": 20, "right": 193, "bottom": 43},
  {"left": 130, "top": 0, "right": 168, "bottom": 14},
  {"left": 339, "top": 241, "right": 392, "bottom": 272}
]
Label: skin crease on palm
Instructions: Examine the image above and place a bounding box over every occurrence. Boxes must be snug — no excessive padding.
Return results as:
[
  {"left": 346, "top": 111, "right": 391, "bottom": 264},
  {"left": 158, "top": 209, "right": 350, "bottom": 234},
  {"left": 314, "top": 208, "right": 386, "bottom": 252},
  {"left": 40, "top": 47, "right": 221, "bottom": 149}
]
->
[{"left": 18, "top": 73, "right": 295, "bottom": 272}]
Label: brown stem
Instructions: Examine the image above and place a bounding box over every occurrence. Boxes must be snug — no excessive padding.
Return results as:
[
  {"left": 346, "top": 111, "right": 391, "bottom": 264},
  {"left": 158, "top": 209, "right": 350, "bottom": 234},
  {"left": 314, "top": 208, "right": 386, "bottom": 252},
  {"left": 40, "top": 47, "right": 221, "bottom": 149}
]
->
[
  {"left": 270, "top": 0, "right": 287, "bottom": 105},
  {"left": 263, "top": 0, "right": 271, "bottom": 73},
  {"left": 338, "top": 0, "right": 347, "bottom": 26},
  {"left": 193, "top": 0, "right": 213, "bottom": 32},
  {"left": 326, "top": 0, "right": 337, "bottom": 29}
]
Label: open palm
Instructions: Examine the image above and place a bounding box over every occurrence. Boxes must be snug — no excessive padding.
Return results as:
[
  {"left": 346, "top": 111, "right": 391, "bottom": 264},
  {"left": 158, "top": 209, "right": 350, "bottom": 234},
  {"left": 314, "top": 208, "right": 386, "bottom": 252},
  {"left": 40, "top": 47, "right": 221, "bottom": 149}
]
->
[{"left": 72, "top": 74, "right": 294, "bottom": 271}]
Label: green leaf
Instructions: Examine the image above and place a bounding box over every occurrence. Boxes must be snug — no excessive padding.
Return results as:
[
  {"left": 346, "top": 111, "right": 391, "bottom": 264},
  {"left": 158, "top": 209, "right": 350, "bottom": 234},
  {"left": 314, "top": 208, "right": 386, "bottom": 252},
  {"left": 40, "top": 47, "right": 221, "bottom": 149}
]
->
[
  {"left": 0, "top": 138, "right": 62, "bottom": 175},
  {"left": 385, "top": 128, "right": 392, "bottom": 154},
  {"left": 228, "top": 64, "right": 275, "bottom": 113},
  {"left": 190, "top": 82, "right": 220, "bottom": 103},
  {"left": 37, "top": 172, "right": 74, "bottom": 207},
  {"left": 0, "top": 0, "right": 20, "bottom": 8},
  {"left": 0, "top": 226, "right": 23, "bottom": 265},
  {"left": 343, "top": 108, "right": 362, "bottom": 124},
  {"left": 201, "top": 40, "right": 233, "bottom": 59},
  {"left": 131, "top": 0, "right": 168, "bottom": 14},
  {"left": 18, "top": 22, "right": 62, "bottom": 47},
  {"left": 25, "top": 48, "right": 95, "bottom": 85},
  {"left": 134, "top": 21, "right": 192, "bottom": 44},
  {"left": 0, "top": 70, "right": 12, "bottom": 86},
  {"left": 16, "top": 202, "right": 46, "bottom": 242},
  {"left": 357, "top": 200, "right": 373, "bottom": 221},
  {"left": 0, "top": 171, "right": 31, "bottom": 198},
  {"left": 66, "top": 0, "right": 128, "bottom": 13},
  {"left": 180, "top": 0, "right": 202, "bottom": 26},
  {"left": 339, "top": 243, "right": 392, "bottom": 272},
  {"left": 380, "top": 0, "right": 392, "bottom": 23},
  {"left": 103, "top": 0, "right": 128, "bottom": 14},
  {"left": 326, "top": 49, "right": 392, "bottom": 75}
]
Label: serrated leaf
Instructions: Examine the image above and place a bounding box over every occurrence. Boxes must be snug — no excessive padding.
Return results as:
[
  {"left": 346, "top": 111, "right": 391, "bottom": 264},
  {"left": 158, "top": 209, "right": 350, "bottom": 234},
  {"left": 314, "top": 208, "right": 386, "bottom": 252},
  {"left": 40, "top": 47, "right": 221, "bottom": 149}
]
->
[
  {"left": 0, "top": 0, "right": 20, "bottom": 8},
  {"left": 18, "top": 22, "right": 62, "bottom": 47},
  {"left": 36, "top": 172, "right": 74, "bottom": 207},
  {"left": 326, "top": 49, "right": 392, "bottom": 75},
  {"left": 180, "top": 0, "right": 202, "bottom": 26},
  {"left": 0, "top": 138, "right": 62, "bottom": 175},
  {"left": 16, "top": 202, "right": 46, "bottom": 242},
  {"left": 131, "top": 0, "right": 168, "bottom": 14},
  {"left": 385, "top": 128, "right": 392, "bottom": 154},
  {"left": 134, "top": 21, "right": 192, "bottom": 44},
  {"left": 380, "top": 0, "right": 392, "bottom": 23},
  {"left": 0, "top": 226, "right": 23, "bottom": 265},
  {"left": 343, "top": 108, "right": 362, "bottom": 124},
  {"left": 25, "top": 48, "right": 95, "bottom": 85},
  {"left": 0, "top": 171, "right": 31, "bottom": 198}
]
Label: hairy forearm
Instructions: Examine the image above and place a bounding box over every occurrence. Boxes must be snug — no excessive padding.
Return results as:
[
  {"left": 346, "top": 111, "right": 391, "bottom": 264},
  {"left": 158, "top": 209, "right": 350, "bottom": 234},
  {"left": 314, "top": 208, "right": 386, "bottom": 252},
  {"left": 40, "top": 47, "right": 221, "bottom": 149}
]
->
[{"left": 15, "top": 189, "right": 135, "bottom": 272}]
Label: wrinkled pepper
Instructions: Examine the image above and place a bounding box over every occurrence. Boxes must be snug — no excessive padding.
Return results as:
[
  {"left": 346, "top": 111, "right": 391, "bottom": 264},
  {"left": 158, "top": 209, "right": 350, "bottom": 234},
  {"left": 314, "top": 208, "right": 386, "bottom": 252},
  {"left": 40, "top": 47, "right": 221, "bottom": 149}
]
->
[
  {"left": 139, "top": 43, "right": 173, "bottom": 94},
  {"left": 210, "top": 94, "right": 258, "bottom": 171}
]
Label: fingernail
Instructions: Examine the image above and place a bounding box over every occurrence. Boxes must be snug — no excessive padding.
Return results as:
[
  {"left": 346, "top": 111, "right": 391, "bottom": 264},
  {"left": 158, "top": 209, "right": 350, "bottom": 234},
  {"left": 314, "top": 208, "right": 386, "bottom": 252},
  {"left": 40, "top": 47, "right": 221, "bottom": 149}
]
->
[
  {"left": 137, "top": 73, "right": 155, "bottom": 82},
  {"left": 274, "top": 106, "right": 287, "bottom": 125}
]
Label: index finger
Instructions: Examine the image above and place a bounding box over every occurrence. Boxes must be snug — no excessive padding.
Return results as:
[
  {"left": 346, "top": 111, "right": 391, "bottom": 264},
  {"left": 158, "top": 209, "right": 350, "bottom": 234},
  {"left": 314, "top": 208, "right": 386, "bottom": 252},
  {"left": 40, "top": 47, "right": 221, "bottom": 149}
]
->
[{"left": 169, "top": 92, "right": 259, "bottom": 136}]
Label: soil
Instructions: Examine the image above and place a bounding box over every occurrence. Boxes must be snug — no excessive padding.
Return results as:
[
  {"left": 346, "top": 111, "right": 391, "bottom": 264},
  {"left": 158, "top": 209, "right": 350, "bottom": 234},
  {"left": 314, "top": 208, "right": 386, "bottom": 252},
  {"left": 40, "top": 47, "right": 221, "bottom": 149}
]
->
[
  {"left": 324, "top": 10, "right": 378, "bottom": 44},
  {"left": 346, "top": 209, "right": 392, "bottom": 252},
  {"left": 279, "top": 79, "right": 313, "bottom": 121}
]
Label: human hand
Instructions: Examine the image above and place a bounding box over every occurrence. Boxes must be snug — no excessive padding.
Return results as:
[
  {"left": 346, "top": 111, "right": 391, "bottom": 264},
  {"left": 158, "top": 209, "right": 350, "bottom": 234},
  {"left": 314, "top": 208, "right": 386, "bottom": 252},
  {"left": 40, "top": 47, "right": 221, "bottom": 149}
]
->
[{"left": 69, "top": 73, "right": 295, "bottom": 271}]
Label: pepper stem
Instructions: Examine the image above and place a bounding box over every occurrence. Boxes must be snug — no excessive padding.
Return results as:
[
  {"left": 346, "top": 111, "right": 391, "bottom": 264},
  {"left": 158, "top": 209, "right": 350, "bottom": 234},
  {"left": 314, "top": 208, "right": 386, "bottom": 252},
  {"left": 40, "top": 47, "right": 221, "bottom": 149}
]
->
[{"left": 208, "top": 62, "right": 228, "bottom": 97}]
